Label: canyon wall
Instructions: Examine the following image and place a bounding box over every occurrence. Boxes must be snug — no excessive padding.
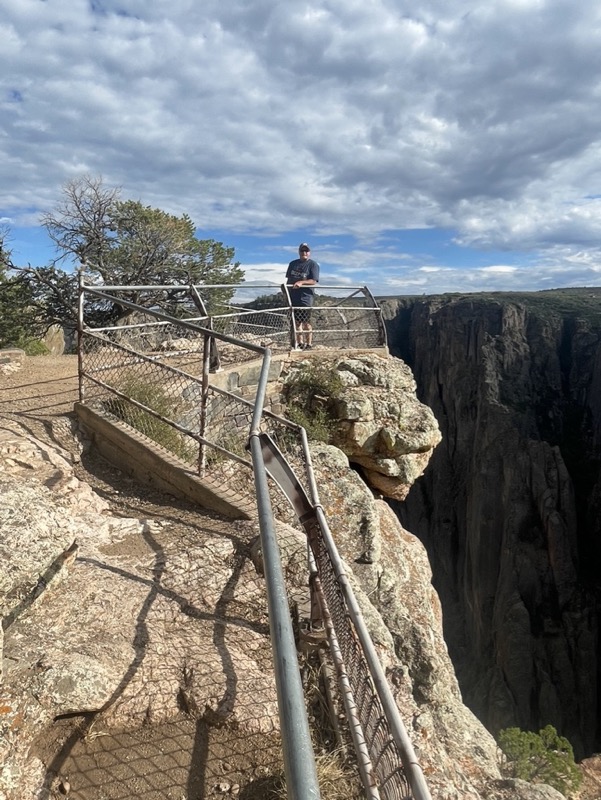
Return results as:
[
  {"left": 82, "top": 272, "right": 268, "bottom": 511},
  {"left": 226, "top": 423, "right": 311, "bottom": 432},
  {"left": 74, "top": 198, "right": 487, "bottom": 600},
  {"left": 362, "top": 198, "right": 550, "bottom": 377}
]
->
[{"left": 380, "top": 289, "right": 601, "bottom": 758}]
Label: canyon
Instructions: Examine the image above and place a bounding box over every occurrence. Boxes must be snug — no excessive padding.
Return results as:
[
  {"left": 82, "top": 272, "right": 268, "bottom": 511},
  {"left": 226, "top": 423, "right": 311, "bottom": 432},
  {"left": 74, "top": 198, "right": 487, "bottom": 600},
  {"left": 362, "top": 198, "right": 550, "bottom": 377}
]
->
[{"left": 380, "top": 288, "right": 601, "bottom": 760}]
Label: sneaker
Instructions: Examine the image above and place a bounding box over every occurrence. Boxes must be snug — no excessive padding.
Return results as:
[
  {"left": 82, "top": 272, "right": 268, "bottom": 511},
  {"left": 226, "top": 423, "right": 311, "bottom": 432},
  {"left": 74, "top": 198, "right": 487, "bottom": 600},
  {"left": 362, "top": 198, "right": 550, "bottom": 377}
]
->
[{"left": 304, "top": 344, "right": 313, "bottom": 350}]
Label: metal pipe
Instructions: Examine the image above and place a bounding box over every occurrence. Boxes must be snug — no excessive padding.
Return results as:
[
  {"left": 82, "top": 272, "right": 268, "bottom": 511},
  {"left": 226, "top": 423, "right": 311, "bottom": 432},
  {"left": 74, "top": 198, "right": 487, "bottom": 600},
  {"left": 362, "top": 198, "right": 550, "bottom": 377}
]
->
[
  {"left": 307, "top": 550, "right": 380, "bottom": 800},
  {"left": 80, "top": 372, "right": 254, "bottom": 469},
  {"left": 299, "top": 435, "right": 430, "bottom": 798},
  {"left": 280, "top": 283, "right": 297, "bottom": 348},
  {"left": 82, "top": 282, "right": 369, "bottom": 291},
  {"left": 250, "top": 436, "right": 321, "bottom": 800},
  {"left": 364, "top": 285, "right": 388, "bottom": 348},
  {"left": 248, "top": 350, "right": 320, "bottom": 800},
  {"left": 189, "top": 284, "right": 209, "bottom": 316},
  {"left": 77, "top": 268, "right": 85, "bottom": 404},
  {"left": 199, "top": 331, "right": 210, "bottom": 476},
  {"left": 82, "top": 289, "right": 265, "bottom": 353}
]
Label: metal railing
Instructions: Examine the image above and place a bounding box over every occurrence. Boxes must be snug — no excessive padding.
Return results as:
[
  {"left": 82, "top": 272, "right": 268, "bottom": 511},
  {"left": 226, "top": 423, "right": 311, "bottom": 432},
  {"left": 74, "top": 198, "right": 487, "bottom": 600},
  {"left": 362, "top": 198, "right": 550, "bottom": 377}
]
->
[
  {"left": 79, "top": 280, "right": 386, "bottom": 355},
  {"left": 77, "top": 278, "right": 430, "bottom": 800}
]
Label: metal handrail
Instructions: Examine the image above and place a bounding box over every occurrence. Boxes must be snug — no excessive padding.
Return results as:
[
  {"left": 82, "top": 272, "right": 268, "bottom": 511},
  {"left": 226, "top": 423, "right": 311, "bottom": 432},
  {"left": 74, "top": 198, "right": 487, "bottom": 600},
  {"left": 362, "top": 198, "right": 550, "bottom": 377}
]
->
[
  {"left": 312, "top": 504, "right": 431, "bottom": 800},
  {"left": 78, "top": 275, "right": 322, "bottom": 800},
  {"left": 259, "top": 434, "right": 432, "bottom": 800},
  {"left": 248, "top": 353, "right": 321, "bottom": 800},
  {"left": 77, "top": 277, "right": 429, "bottom": 799}
]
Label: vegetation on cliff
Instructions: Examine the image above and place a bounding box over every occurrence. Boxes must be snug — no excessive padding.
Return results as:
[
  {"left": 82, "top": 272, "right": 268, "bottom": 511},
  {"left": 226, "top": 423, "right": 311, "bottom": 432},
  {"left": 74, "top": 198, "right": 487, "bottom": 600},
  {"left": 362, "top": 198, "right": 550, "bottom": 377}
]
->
[
  {"left": 499, "top": 725, "right": 582, "bottom": 797},
  {"left": 282, "top": 360, "right": 344, "bottom": 442}
]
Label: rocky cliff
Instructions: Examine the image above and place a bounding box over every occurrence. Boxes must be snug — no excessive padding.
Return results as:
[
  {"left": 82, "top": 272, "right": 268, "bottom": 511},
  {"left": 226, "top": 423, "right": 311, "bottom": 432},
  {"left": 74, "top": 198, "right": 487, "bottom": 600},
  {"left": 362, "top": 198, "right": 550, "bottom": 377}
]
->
[
  {"left": 379, "top": 288, "right": 601, "bottom": 759},
  {"left": 1, "top": 352, "right": 566, "bottom": 800}
]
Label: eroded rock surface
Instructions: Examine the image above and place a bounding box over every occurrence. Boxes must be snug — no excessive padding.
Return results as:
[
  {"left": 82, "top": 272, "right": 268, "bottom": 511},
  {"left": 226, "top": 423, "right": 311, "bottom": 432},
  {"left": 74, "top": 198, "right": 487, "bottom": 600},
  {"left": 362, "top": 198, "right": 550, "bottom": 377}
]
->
[
  {"left": 0, "top": 421, "right": 278, "bottom": 800},
  {"left": 281, "top": 352, "right": 441, "bottom": 500}
]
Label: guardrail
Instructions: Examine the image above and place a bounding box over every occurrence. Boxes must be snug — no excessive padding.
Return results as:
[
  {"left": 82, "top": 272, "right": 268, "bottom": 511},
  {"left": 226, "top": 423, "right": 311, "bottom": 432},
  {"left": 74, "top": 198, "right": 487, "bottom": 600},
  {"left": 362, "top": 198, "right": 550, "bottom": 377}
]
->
[
  {"left": 78, "top": 280, "right": 386, "bottom": 356},
  {"left": 77, "top": 277, "right": 430, "bottom": 800}
]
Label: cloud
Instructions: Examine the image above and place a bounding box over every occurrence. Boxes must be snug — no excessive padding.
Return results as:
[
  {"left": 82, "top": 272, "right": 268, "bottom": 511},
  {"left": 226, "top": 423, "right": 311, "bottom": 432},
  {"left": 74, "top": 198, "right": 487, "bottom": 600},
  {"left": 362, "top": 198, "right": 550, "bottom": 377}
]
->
[{"left": 2, "top": 0, "right": 601, "bottom": 290}]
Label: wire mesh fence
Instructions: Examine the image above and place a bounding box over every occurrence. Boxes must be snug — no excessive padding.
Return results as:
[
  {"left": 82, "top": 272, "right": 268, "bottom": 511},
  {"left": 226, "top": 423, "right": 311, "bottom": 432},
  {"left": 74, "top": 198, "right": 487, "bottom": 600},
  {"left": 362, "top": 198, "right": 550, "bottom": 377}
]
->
[
  {"left": 79, "top": 281, "right": 384, "bottom": 485},
  {"left": 306, "top": 517, "right": 413, "bottom": 800},
  {"left": 81, "top": 283, "right": 386, "bottom": 361},
  {"left": 81, "top": 331, "right": 204, "bottom": 468},
  {"left": 300, "top": 286, "right": 387, "bottom": 351},
  {"left": 253, "top": 416, "right": 417, "bottom": 799},
  {"left": 77, "top": 281, "right": 424, "bottom": 800}
]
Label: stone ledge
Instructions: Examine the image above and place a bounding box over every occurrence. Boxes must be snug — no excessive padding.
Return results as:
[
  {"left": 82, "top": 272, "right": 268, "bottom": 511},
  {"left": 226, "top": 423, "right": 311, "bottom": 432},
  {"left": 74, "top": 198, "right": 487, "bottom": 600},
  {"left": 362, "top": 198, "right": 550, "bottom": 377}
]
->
[{"left": 74, "top": 402, "right": 254, "bottom": 520}]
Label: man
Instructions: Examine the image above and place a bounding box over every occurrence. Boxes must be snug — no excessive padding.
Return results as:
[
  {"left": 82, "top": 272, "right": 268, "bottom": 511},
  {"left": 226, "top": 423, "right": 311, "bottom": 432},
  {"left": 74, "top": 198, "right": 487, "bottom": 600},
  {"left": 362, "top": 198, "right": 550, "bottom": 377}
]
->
[{"left": 285, "top": 243, "right": 320, "bottom": 349}]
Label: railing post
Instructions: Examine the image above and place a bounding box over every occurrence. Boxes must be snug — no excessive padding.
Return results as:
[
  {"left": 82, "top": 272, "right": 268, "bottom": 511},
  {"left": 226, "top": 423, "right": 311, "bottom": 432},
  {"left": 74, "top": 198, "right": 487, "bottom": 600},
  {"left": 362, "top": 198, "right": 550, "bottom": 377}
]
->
[
  {"left": 198, "top": 330, "right": 210, "bottom": 476},
  {"left": 77, "top": 266, "right": 85, "bottom": 404},
  {"left": 281, "top": 284, "right": 297, "bottom": 348},
  {"left": 363, "top": 285, "right": 388, "bottom": 348}
]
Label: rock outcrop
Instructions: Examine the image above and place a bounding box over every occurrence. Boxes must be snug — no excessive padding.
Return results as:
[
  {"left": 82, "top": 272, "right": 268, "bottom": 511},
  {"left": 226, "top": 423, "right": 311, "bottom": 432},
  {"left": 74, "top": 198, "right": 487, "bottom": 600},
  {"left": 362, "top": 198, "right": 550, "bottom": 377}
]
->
[
  {"left": 0, "top": 351, "right": 573, "bottom": 800},
  {"left": 380, "top": 289, "right": 601, "bottom": 758},
  {"left": 280, "top": 352, "right": 441, "bottom": 502}
]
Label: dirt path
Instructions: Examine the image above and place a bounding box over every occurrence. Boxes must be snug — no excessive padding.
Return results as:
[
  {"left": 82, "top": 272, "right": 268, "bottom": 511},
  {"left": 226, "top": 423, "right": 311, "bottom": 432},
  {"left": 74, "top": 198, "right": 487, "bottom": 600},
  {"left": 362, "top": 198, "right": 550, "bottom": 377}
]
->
[
  {"left": 0, "top": 354, "right": 79, "bottom": 416},
  {"left": 0, "top": 354, "right": 80, "bottom": 456}
]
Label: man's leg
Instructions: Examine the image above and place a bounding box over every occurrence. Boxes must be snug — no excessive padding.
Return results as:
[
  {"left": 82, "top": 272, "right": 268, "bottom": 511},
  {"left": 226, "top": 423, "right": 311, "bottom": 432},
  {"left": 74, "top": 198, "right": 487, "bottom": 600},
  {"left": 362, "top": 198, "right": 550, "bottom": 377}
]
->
[
  {"left": 303, "top": 306, "right": 314, "bottom": 347},
  {"left": 293, "top": 310, "right": 303, "bottom": 347}
]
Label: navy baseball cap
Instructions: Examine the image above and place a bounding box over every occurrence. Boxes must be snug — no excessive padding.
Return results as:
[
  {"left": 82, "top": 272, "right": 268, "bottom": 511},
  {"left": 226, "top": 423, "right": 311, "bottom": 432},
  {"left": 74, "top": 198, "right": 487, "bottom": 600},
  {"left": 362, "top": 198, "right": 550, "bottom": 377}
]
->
[{"left": 299, "top": 243, "right": 310, "bottom": 252}]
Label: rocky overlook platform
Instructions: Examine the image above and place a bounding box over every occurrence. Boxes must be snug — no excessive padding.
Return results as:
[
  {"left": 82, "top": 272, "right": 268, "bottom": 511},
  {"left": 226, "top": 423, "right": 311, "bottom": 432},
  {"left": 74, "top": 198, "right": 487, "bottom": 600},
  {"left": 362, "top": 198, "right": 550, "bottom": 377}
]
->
[{"left": 1, "top": 352, "right": 594, "bottom": 800}]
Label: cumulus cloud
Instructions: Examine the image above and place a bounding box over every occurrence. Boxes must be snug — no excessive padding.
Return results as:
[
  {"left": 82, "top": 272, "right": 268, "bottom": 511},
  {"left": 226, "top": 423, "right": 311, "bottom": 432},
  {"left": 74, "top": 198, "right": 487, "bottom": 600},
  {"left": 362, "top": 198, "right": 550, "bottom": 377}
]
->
[{"left": 2, "top": 0, "right": 601, "bottom": 292}]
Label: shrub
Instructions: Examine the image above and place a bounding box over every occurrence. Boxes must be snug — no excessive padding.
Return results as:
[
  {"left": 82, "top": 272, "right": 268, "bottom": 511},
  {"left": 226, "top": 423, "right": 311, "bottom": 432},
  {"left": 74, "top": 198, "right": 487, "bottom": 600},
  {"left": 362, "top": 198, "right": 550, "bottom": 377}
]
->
[
  {"left": 282, "top": 362, "right": 344, "bottom": 443},
  {"left": 14, "top": 337, "right": 49, "bottom": 356},
  {"left": 104, "top": 377, "right": 195, "bottom": 463},
  {"left": 498, "top": 725, "right": 582, "bottom": 797},
  {"left": 0, "top": 271, "right": 45, "bottom": 349}
]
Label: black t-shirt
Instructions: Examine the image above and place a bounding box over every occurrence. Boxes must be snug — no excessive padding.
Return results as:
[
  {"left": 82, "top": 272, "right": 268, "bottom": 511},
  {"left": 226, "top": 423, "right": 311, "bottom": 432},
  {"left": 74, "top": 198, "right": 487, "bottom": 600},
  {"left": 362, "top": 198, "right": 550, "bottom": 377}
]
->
[{"left": 286, "top": 258, "right": 320, "bottom": 306}]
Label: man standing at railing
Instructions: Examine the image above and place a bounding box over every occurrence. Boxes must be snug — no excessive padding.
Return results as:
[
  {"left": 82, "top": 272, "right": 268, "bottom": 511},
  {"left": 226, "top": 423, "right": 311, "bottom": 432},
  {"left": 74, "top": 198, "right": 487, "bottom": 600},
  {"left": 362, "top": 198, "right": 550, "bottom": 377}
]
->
[{"left": 285, "top": 243, "right": 320, "bottom": 350}]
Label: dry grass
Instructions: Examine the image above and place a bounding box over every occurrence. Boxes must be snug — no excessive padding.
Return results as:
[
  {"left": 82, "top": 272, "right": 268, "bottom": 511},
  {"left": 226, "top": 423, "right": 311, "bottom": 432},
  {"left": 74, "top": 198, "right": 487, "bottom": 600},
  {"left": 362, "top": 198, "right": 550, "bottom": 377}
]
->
[{"left": 269, "top": 749, "right": 363, "bottom": 800}]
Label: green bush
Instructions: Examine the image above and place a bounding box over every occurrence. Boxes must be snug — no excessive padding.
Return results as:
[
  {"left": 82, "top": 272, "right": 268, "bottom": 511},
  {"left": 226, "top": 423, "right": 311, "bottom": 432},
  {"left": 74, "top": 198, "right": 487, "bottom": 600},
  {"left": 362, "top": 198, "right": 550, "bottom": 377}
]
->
[
  {"left": 283, "top": 362, "right": 344, "bottom": 443},
  {"left": 14, "top": 337, "right": 49, "bottom": 356},
  {"left": 286, "top": 405, "right": 332, "bottom": 444},
  {"left": 0, "top": 271, "right": 45, "bottom": 349},
  {"left": 104, "top": 377, "right": 195, "bottom": 463},
  {"left": 498, "top": 725, "right": 582, "bottom": 797}
]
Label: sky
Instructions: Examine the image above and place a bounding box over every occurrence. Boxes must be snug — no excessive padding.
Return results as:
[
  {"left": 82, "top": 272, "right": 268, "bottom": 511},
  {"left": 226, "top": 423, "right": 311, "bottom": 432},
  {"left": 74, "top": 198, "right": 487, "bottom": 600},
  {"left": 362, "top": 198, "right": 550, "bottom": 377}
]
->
[{"left": 3, "top": 0, "right": 601, "bottom": 296}]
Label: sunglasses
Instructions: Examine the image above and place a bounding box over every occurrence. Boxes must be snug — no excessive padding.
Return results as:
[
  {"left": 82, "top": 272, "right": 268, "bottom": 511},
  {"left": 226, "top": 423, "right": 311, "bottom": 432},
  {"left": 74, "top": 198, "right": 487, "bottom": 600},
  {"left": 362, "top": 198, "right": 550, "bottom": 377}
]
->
[{"left": 300, "top": 248, "right": 310, "bottom": 253}]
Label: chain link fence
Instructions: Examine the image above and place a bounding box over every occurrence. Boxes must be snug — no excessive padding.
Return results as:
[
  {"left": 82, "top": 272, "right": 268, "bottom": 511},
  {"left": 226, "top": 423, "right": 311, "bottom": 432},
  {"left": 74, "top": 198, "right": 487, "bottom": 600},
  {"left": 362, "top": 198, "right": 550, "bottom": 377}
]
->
[
  {"left": 291, "top": 285, "right": 387, "bottom": 351},
  {"left": 307, "top": 516, "right": 413, "bottom": 800},
  {"left": 78, "top": 281, "right": 427, "bottom": 800},
  {"left": 253, "top": 413, "right": 420, "bottom": 800}
]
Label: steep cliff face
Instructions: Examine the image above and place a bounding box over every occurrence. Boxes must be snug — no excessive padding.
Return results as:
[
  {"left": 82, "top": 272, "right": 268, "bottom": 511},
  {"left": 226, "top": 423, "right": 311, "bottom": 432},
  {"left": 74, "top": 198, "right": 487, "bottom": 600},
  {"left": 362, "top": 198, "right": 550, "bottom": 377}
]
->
[{"left": 380, "top": 290, "right": 601, "bottom": 758}]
